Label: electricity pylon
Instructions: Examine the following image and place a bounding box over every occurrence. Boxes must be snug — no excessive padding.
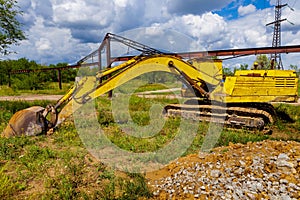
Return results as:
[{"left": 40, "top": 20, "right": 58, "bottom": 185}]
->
[{"left": 266, "top": 0, "right": 287, "bottom": 69}]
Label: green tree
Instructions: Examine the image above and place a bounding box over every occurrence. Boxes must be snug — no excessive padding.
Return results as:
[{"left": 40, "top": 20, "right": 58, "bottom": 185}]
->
[
  {"left": 254, "top": 55, "right": 271, "bottom": 69},
  {"left": 239, "top": 64, "right": 248, "bottom": 70},
  {"left": 232, "top": 64, "right": 249, "bottom": 74},
  {"left": 0, "top": 60, "right": 11, "bottom": 85},
  {"left": 0, "top": 0, "right": 26, "bottom": 55},
  {"left": 222, "top": 67, "right": 234, "bottom": 76},
  {"left": 290, "top": 64, "right": 299, "bottom": 76}
]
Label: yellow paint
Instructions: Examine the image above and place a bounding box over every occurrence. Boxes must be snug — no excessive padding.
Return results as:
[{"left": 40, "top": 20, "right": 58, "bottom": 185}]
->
[
  {"left": 220, "top": 69, "right": 298, "bottom": 103},
  {"left": 56, "top": 55, "right": 299, "bottom": 123}
]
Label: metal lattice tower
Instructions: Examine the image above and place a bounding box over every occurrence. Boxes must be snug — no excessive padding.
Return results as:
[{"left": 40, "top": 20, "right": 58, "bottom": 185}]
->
[{"left": 266, "top": 0, "right": 287, "bottom": 69}]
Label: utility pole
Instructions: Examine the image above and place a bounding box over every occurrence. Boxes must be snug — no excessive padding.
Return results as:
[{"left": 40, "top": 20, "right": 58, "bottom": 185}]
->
[{"left": 266, "top": 0, "right": 287, "bottom": 69}]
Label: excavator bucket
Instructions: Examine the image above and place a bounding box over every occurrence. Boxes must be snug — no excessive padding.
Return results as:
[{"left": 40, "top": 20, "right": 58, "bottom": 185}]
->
[{"left": 2, "top": 105, "right": 57, "bottom": 137}]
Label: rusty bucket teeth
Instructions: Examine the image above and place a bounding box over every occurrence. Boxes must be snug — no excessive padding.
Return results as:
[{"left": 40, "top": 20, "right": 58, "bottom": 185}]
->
[{"left": 2, "top": 106, "right": 47, "bottom": 137}]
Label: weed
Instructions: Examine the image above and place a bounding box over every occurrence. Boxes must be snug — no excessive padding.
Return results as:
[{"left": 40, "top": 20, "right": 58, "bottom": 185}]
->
[
  {"left": 217, "top": 130, "right": 270, "bottom": 147},
  {"left": 100, "top": 178, "right": 116, "bottom": 199},
  {"left": 0, "top": 100, "right": 53, "bottom": 114},
  {"left": 19, "top": 145, "right": 56, "bottom": 172},
  {"left": 274, "top": 104, "right": 300, "bottom": 132},
  {"left": 121, "top": 172, "right": 152, "bottom": 199},
  {"left": 99, "top": 169, "right": 115, "bottom": 180},
  {"left": 0, "top": 167, "right": 19, "bottom": 199},
  {"left": 0, "top": 86, "right": 17, "bottom": 96},
  {"left": 45, "top": 175, "right": 83, "bottom": 200},
  {"left": 0, "top": 84, "right": 72, "bottom": 96},
  {"left": 0, "top": 136, "right": 34, "bottom": 160},
  {"left": 53, "top": 121, "right": 82, "bottom": 147},
  {"left": 95, "top": 171, "right": 152, "bottom": 200}
]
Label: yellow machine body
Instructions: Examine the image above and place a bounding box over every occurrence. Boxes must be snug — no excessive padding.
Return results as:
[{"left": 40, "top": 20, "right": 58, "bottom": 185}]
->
[
  {"left": 220, "top": 70, "right": 298, "bottom": 103},
  {"left": 181, "top": 58, "right": 298, "bottom": 103}
]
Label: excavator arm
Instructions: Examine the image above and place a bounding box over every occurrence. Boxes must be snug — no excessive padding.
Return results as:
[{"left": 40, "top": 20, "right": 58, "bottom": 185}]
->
[
  {"left": 56, "top": 55, "right": 218, "bottom": 126},
  {"left": 2, "top": 54, "right": 217, "bottom": 137}
]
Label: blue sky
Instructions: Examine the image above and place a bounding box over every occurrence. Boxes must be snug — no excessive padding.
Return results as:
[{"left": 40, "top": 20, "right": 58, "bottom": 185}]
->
[
  {"left": 3, "top": 0, "right": 300, "bottom": 68},
  {"left": 215, "top": 0, "right": 272, "bottom": 19}
]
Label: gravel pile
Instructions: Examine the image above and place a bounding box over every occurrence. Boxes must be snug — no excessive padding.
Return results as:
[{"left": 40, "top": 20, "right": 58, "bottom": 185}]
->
[{"left": 147, "top": 140, "right": 300, "bottom": 199}]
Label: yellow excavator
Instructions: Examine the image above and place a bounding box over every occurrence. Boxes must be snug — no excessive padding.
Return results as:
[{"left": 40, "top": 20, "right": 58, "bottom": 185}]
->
[{"left": 2, "top": 33, "right": 299, "bottom": 137}]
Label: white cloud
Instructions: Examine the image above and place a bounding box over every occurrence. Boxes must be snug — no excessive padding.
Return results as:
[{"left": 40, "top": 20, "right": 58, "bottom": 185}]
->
[
  {"left": 228, "top": 7, "right": 275, "bottom": 48},
  {"left": 115, "top": 0, "right": 129, "bottom": 7},
  {"left": 153, "top": 13, "right": 228, "bottom": 51},
  {"left": 166, "top": 0, "right": 233, "bottom": 15},
  {"left": 5, "top": 0, "right": 300, "bottom": 68},
  {"left": 238, "top": 4, "right": 256, "bottom": 16},
  {"left": 52, "top": 0, "right": 114, "bottom": 28},
  {"left": 36, "top": 38, "right": 51, "bottom": 51},
  {"left": 12, "top": 16, "right": 96, "bottom": 64}
]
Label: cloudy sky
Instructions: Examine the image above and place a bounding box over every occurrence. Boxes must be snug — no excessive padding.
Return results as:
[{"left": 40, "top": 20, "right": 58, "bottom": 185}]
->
[{"left": 3, "top": 0, "right": 300, "bottom": 68}]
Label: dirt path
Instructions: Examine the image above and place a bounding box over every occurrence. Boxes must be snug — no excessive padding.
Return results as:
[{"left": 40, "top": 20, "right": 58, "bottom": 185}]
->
[
  {"left": 0, "top": 95, "right": 63, "bottom": 101},
  {"left": 137, "top": 88, "right": 181, "bottom": 95},
  {"left": 0, "top": 88, "right": 180, "bottom": 102},
  {"left": 0, "top": 93, "right": 299, "bottom": 106}
]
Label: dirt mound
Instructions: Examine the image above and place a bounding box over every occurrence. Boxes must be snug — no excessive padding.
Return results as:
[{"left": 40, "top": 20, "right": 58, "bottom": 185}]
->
[{"left": 146, "top": 140, "right": 300, "bottom": 199}]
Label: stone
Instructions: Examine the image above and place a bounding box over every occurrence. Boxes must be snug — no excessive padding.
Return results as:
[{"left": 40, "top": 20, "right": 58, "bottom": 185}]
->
[
  {"left": 277, "top": 160, "right": 294, "bottom": 168},
  {"left": 147, "top": 140, "right": 300, "bottom": 200},
  {"left": 280, "top": 179, "right": 289, "bottom": 184},
  {"left": 210, "top": 170, "right": 221, "bottom": 178},
  {"left": 278, "top": 153, "right": 290, "bottom": 161},
  {"left": 256, "top": 182, "right": 263, "bottom": 192},
  {"left": 153, "top": 190, "right": 160, "bottom": 196},
  {"left": 281, "top": 194, "right": 292, "bottom": 200}
]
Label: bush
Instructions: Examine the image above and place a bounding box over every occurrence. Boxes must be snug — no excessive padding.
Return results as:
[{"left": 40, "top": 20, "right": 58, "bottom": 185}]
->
[{"left": 12, "top": 74, "right": 44, "bottom": 90}]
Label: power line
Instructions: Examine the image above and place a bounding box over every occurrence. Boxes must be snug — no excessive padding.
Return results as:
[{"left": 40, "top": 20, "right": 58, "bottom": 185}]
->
[
  {"left": 266, "top": 0, "right": 288, "bottom": 69},
  {"left": 286, "top": 0, "right": 296, "bottom": 20}
]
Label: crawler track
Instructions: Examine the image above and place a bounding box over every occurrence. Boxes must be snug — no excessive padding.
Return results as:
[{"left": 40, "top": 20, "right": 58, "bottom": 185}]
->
[{"left": 164, "top": 101, "right": 276, "bottom": 133}]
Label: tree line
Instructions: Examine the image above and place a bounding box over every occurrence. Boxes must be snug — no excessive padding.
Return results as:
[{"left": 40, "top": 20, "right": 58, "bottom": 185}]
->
[
  {"left": 0, "top": 58, "right": 78, "bottom": 90},
  {"left": 223, "top": 55, "right": 299, "bottom": 76}
]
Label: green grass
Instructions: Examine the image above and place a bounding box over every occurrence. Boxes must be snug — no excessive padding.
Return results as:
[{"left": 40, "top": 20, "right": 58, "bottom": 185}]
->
[
  {"left": 94, "top": 95, "right": 300, "bottom": 152},
  {"left": 298, "top": 80, "right": 300, "bottom": 96},
  {"left": 0, "top": 86, "right": 16, "bottom": 96},
  {"left": 0, "top": 125, "right": 153, "bottom": 199},
  {"left": 0, "top": 83, "right": 73, "bottom": 96},
  {"left": 0, "top": 92, "right": 299, "bottom": 199},
  {"left": 0, "top": 99, "right": 154, "bottom": 199},
  {"left": 133, "top": 83, "right": 177, "bottom": 93},
  {"left": 0, "top": 167, "right": 21, "bottom": 198}
]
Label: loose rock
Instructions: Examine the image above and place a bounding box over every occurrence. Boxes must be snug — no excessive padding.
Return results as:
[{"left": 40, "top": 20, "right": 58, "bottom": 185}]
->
[{"left": 147, "top": 140, "right": 300, "bottom": 199}]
